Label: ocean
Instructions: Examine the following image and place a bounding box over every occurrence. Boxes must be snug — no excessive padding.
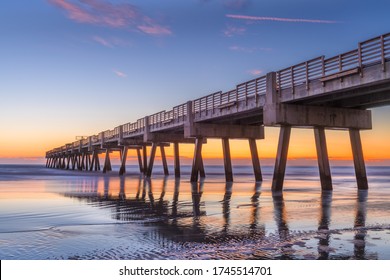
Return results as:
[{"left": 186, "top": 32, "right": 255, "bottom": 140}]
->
[{"left": 0, "top": 164, "right": 389, "bottom": 260}]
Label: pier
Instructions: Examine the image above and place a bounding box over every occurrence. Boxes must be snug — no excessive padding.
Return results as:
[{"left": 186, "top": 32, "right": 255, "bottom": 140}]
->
[{"left": 46, "top": 33, "right": 390, "bottom": 191}]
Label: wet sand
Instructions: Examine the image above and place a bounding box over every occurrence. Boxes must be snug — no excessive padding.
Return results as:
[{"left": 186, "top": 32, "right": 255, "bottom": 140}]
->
[{"left": 0, "top": 164, "right": 389, "bottom": 259}]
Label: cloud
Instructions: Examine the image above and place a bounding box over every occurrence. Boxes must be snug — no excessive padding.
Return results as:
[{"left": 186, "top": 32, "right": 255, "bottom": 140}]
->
[
  {"left": 248, "top": 69, "right": 262, "bottom": 76},
  {"left": 49, "top": 0, "right": 172, "bottom": 36},
  {"left": 226, "top": 14, "right": 339, "bottom": 24},
  {"left": 113, "top": 69, "right": 127, "bottom": 78},
  {"left": 223, "top": 25, "right": 246, "bottom": 37}
]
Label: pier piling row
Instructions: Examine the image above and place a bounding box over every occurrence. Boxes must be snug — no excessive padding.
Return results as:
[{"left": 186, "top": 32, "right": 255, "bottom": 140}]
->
[{"left": 46, "top": 33, "right": 390, "bottom": 191}]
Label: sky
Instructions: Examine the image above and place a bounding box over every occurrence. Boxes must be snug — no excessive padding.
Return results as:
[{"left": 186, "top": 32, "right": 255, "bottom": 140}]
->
[{"left": 0, "top": 0, "right": 390, "bottom": 165}]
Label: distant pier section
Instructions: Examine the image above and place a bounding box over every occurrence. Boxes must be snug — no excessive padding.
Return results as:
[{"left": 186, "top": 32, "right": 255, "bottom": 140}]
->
[{"left": 46, "top": 33, "right": 390, "bottom": 191}]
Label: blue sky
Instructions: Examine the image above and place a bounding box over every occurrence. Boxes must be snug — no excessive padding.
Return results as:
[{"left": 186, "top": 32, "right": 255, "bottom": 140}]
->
[{"left": 1, "top": 0, "right": 390, "bottom": 162}]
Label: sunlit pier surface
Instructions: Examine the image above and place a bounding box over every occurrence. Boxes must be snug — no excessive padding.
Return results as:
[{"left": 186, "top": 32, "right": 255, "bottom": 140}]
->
[{"left": 46, "top": 33, "right": 390, "bottom": 191}]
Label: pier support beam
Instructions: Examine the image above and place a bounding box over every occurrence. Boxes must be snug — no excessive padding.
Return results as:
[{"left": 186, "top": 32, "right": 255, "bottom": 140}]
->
[
  {"left": 146, "top": 143, "right": 157, "bottom": 178},
  {"left": 58, "top": 156, "right": 62, "bottom": 169},
  {"left": 64, "top": 156, "right": 69, "bottom": 169},
  {"left": 222, "top": 138, "right": 233, "bottom": 182},
  {"left": 349, "top": 129, "right": 368, "bottom": 189},
  {"left": 90, "top": 151, "right": 96, "bottom": 171},
  {"left": 249, "top": 139, "right": 263, "bottom": 182},
  {"left": 84, "top": 153, "right": 89, "bottom": 171},
  {"left": 75, "top": 154, "right": 80, "bottom": 170},
  {"left": 142, "top": 146, "right": 148, "bottom": 175},
  {"left": 70, "top": 155, "right": 75, "bottom": 170},
  {"left": 272, "top": 126, "right": 291, "bottom": 192},
  {"left": 96, "top": 152, "right": 101, "bottom": 171},
  {"left": 145, "top": 143, "right": 170, "bottom": 177},
  {"left": 174, "top": 142, "right": 180, "bottom": 178},
  {"left": 191, "top": 138, "right": 204, "bottom": 182},
  {"left": 314, "top": 127, "right": 332, "bottom": 190},
  {"left": 86, "top": 154, "right": 91, "bottom": 170},
  {"left": 136, "top": 148, "right": 143, "bottom": 173},
  {"left": 160, "top": 145, "right": 169, "bottom": 176},
  {"left": 65, "top": 155, "right": 70, "bottom": 170},
  {"left": 80, "top": 153, "right": 85, "bottom": 170},
  {"left": 119, "top": 146, "right": 128, "bottom": 176},
  {"left": 199, "top": 154, "right": 205, "bottom": 178},
  {"left": 102, "top": 149, "right": 112, "bottom": 173},
  {"left": 75, "top": 155, "right": 80, "bottom": 170},
  {"left": 90, "top": 151, "right": 101, "bottom": 171},
  {"left": 78, "top": 154, "right": 83, "bottom": 170}
]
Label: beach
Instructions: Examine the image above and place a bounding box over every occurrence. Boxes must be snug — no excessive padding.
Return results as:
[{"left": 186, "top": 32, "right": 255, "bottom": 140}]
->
[{"left": 0, "top": 164, "right": 389, "bottom": 260}]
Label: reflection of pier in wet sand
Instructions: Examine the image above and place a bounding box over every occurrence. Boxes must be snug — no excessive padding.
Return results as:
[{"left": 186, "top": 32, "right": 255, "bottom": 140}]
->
[{"left": 60, "top": 176, "right": 378, "bottom": 259}]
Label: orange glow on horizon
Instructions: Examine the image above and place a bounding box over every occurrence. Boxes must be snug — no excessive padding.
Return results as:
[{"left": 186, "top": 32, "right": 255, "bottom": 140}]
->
[{"left": 2, "top": 109, "right": 390, "bottom": 164}]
